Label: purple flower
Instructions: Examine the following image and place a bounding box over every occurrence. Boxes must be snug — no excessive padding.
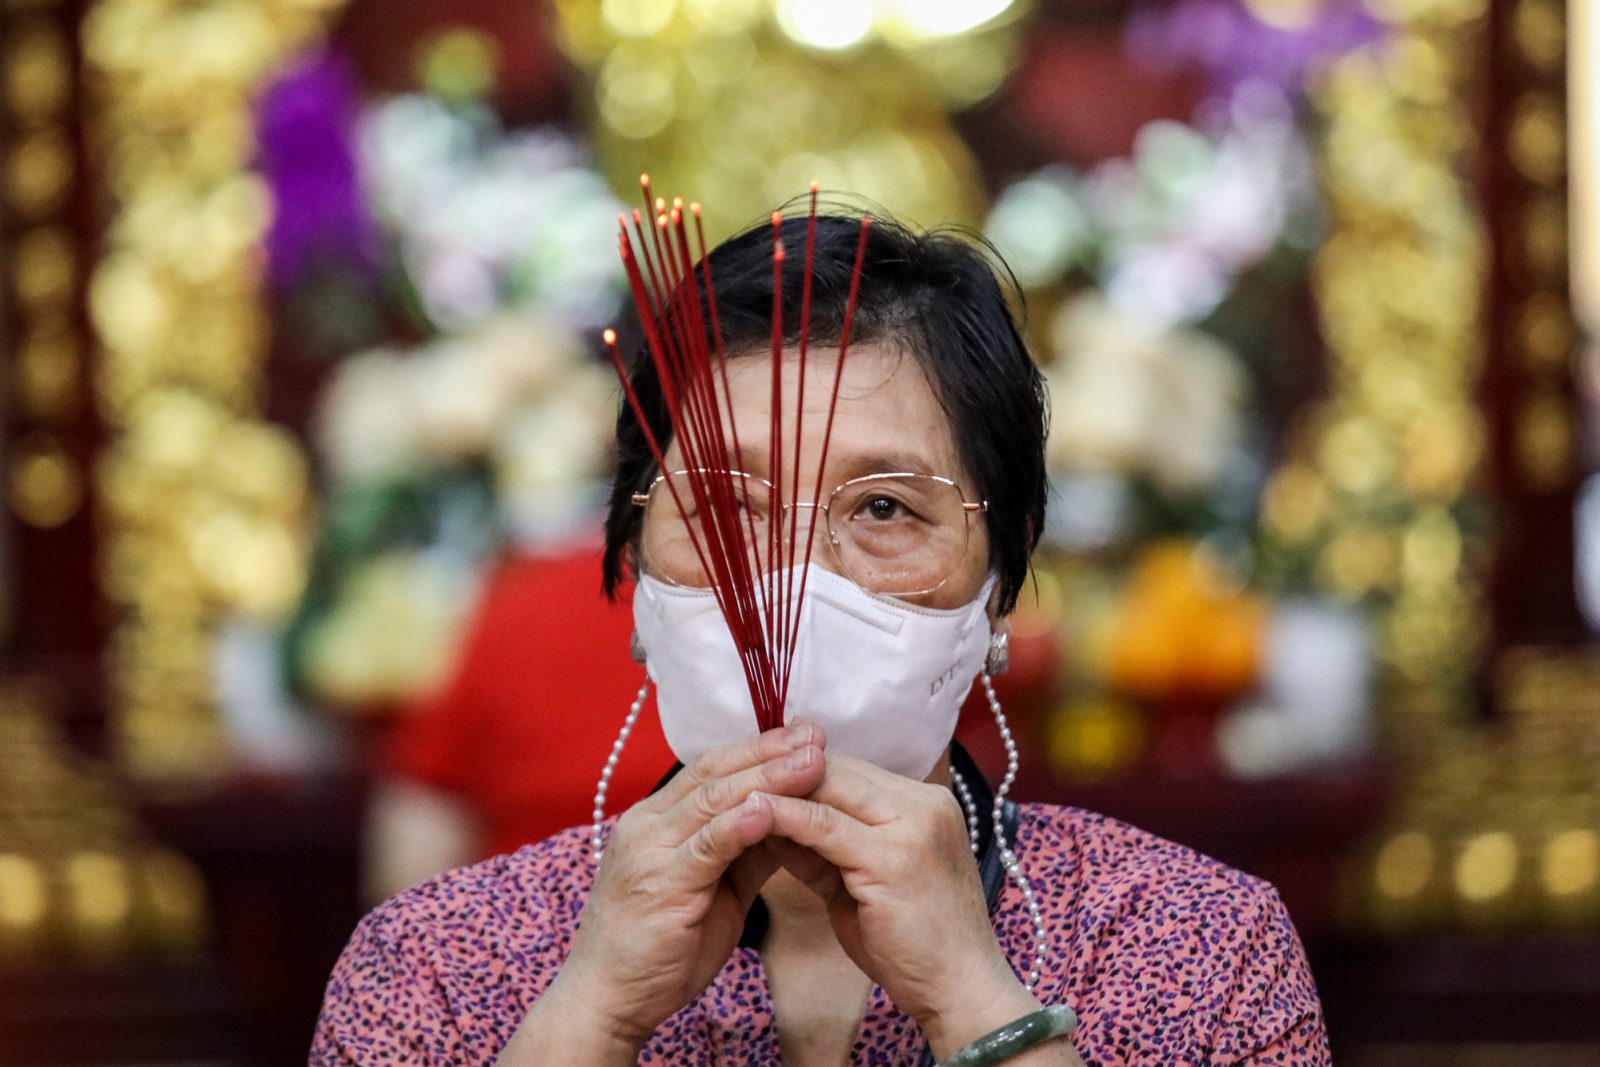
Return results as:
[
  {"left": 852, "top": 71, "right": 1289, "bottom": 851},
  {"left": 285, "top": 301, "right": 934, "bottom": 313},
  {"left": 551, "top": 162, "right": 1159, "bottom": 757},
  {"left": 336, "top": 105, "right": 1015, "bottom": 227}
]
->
[
  {"left": 1128, "top": 0, "right": 1385, "bottom": 108},
  {"left": 256, "top": 48, "right": 380, "bottom": 289}
]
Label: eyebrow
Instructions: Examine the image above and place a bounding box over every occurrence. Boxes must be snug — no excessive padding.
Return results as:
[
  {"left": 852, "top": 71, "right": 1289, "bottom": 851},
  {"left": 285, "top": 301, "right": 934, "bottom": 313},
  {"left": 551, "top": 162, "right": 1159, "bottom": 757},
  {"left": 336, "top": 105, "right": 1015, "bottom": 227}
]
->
[
  {"left": 833, "top": 451, "right": 937, "bottom": 478},
  {"left": 725, "top": 446, "right": 938, "bottom": 480}
]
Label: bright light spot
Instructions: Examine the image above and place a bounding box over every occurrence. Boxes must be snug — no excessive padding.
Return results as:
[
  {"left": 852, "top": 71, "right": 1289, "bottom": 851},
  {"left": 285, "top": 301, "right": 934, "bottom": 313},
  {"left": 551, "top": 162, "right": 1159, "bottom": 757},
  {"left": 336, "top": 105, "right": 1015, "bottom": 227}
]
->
[
  {"left": 881, "top": 0, "right": 1014, "bottom": 40},
  {"left": 68, "top": 851, "right": 131, "bottom": 928},
  {"left": 601, "top": 0, "right": 677, "bottom": 38},
  {"left": 1543, "top": 829, "right": 1599, "bottom": 897},
  {"left": 682, "top": 0, "right": 764, "bottom": 31},
  {"left": 1575, "top": 0, "right": 1599, "bottom": 332},
  {"left": 775, "top": 0, "right": 874, "bottom": 51},
  {"left": 0, "top": 855, "right": 46, "bottom": 927},
  {"left": 1454, "top": 831, "right": 1517, "bottom": 903},
  {"left": 1373, "top": 831, "right": 1433, "bottom": 899},
  {"left": 1240, "top": 0, "right": 1322, "bottom": 31}
]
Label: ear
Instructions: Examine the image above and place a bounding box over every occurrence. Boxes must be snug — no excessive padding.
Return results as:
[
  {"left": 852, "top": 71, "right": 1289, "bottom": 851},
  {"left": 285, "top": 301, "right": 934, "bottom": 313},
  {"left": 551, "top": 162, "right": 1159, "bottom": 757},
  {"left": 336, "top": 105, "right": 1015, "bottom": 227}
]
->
[{"left": 985, "top": 578, "right": 1010, "bottom": 629}]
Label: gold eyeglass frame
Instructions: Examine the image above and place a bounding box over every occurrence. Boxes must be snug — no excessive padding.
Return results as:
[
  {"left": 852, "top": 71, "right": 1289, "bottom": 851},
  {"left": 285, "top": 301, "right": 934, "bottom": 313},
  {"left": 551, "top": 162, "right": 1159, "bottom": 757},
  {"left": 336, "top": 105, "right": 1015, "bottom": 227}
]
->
[{"left": 632, "top": 468, "right": 989, "bottom": 597}]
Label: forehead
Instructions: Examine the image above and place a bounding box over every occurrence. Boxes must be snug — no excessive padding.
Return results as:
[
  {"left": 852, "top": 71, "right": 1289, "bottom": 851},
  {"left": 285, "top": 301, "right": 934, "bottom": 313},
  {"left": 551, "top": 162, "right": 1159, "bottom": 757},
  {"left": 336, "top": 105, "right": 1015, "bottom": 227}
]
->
[{"left": 673, "top": 342, "right": 967, "bottom": 483}]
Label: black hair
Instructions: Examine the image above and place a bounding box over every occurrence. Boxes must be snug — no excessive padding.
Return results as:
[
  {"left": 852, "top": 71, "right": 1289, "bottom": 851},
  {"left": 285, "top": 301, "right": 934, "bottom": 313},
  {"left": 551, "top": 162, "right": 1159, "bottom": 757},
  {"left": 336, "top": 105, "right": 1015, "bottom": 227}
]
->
[{"left": 601, "top": 209, "right": 1048, "bottom": 615}]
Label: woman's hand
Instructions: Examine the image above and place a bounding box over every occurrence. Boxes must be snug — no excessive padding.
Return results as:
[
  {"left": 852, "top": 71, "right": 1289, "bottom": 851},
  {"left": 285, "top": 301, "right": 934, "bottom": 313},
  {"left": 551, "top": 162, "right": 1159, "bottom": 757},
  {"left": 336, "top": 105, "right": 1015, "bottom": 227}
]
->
[
  {"left": 762, "top": 755, "right": 1054, "bottom": 1060},
  {"left": 509, "top": 721, "right": 826, "bottom": 1062}
]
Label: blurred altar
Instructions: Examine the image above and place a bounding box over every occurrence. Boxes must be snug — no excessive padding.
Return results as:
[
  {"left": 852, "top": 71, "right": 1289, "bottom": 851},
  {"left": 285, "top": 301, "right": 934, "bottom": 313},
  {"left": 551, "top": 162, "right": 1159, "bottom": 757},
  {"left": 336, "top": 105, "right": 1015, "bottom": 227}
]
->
[{"left": 1, "top": 0, "right": 1598, "bottom": 1063}]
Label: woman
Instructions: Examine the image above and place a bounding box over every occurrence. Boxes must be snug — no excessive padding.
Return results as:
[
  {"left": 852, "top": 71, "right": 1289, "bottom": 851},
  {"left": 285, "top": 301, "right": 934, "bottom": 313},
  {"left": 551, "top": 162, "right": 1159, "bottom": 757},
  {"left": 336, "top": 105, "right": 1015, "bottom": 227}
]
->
[{"left": 311, "top": 213, "right": 1330, "bottom": 1066}]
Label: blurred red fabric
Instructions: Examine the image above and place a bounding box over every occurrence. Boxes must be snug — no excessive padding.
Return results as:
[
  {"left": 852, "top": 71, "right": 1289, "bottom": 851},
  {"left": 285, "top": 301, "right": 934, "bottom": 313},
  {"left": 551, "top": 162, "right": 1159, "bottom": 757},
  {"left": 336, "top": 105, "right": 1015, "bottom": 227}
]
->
[{"left": 386, "top": 547, "right": 673, "bottom": 859}]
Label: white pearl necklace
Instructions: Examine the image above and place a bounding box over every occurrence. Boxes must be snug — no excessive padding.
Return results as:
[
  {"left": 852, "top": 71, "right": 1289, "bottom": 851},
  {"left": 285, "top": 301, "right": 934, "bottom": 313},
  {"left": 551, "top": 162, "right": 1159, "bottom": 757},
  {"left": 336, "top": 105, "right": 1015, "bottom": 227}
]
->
[
  {"left": 590, "top": 677, "right": 650, "bottom": 862},
  {"left": 981, "top": 672, "right": 1048, "bottom": 992},
  {"left": 948, "top": 766, "right": 982, "bottom": 856},
  {"left": 588, "top": 672, "right": 1048, "bottom": 991}
]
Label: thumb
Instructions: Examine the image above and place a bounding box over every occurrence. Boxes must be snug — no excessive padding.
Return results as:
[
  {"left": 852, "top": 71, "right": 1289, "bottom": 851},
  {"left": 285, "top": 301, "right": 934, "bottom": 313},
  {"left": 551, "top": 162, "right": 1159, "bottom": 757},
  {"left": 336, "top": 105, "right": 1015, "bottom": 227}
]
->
[
  {"left": 726, "top": 840, "right": 780, "bottom": 908},
  {"left": 767, "top": 838, "right": 846, "bottom": 906}
]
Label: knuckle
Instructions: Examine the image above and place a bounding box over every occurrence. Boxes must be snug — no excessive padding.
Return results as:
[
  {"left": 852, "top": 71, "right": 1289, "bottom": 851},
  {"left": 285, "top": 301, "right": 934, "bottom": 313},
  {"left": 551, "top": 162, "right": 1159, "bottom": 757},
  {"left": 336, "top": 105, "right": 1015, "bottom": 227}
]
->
[
  {"left": 686, "top": 824, "right": 723, "bottom": 866},
  {"left": 695, "top": 774, "right": 734, "bottom": 818},
  {"left": 684, "top": 750, "right": 721, "bottom": 786},
  {"left": 610, "top": 808, "right": 642, "bottom": 845},
  {"left": 928, "top": 793, "right": 968, "bottom": 848},
  {"left": 931, "top": 788, "right": 965, "bottom": 827}
]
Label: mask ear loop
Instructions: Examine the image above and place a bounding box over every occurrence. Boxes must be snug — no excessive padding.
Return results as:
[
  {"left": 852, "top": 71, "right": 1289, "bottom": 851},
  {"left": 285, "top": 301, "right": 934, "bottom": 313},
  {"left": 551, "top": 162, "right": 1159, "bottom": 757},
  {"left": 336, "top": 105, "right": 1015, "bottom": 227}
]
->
[
  {"left": 591, "top": 675, "right": 652, "bottom": 863},
  {"left": 981, "top": 658, "right": 1048, "bottom": 992}
]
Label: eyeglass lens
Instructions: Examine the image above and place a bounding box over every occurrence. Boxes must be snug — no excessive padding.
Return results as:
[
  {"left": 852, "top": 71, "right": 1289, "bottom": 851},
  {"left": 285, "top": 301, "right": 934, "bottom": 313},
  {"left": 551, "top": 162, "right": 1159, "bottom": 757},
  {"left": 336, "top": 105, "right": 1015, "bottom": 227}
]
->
[{"left": 639, "top": 471, "right": 973, "bottom": 597}]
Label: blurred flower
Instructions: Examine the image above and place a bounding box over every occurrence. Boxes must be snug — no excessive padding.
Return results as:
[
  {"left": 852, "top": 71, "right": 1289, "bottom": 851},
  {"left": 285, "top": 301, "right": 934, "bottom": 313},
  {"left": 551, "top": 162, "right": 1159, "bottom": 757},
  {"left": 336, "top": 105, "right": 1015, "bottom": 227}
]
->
[
  {"left": 256, "top": 48, "right": 380, "bottom": 289},
  {"left": 1127, "top": 0, "right": 1384, "bottom": 108},
  {"left": 985, "top": 101, "right": 1312, "bottom": 325},
  {"left": 314, "top": 348, "right": 425, "bottom": 482},
  {"left": 358, "top": 95, "right": 624, "bottom": 332},
  {"left": 281, "top": 70, "right": 630, "bottom": 714},
  {"left": 410, "top": 340, "right": 511, "bottom": 461},
  {"left": 301, "top": 551, "right": 477, "bottom": 709},
  {"left": 496, "top": 398, "right": 612, "bottom": 546},
  {"left": 1047, "top": 697, "right": 1148, "bottom": 781},
  {"left": 1090, "top": 107, "right": 1309, "bottom": 324},
  {"left": 314, "top": 312, "right": 612, "bottom": 489},
  {"left": 1045, "top": 295, "right": 1248, "bottom": 495},
  {"left": 983, "top": 168, "right": 1093, "bottom": 288},
  {"left": 1106, "top": 540, "right": 1266, "bottom": 701}
]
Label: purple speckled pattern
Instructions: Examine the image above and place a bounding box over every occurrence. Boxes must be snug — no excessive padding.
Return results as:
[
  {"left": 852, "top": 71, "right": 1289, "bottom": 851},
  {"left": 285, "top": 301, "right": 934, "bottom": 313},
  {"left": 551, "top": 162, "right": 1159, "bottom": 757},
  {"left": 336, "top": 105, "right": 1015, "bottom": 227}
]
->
[{"left": 311, "top": 805, "right": 1331, "bottom": 1065}]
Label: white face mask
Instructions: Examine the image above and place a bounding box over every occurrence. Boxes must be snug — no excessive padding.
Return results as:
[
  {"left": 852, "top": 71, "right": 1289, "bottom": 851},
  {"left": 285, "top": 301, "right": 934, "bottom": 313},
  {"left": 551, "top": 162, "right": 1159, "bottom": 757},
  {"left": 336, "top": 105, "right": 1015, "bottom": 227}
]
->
[{"left": 632, "top": 565, "right": 996, "bottom": 781}]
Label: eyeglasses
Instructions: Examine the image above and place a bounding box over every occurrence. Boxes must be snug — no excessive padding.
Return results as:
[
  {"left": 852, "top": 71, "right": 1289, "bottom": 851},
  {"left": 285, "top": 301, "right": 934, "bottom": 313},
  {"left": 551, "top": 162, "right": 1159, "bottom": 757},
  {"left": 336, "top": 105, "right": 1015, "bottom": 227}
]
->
[{"left": 633, "top": 469, "right": 988, "bottom": 597}]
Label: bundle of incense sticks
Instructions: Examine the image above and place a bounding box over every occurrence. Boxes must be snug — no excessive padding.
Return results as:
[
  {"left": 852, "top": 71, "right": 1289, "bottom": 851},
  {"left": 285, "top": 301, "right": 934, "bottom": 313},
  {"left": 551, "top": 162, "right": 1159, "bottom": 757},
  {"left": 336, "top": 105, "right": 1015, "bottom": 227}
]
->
[{"left": 603, "top": 177, "right": 872, "bottom": 732}]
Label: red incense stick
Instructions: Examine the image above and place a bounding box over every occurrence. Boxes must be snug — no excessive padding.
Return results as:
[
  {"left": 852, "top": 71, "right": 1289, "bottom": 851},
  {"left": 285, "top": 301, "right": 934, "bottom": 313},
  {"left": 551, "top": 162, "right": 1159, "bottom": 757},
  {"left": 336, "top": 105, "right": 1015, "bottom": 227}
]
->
[{"left": 607, "top": 178, "right": 871, "bottom": 731}]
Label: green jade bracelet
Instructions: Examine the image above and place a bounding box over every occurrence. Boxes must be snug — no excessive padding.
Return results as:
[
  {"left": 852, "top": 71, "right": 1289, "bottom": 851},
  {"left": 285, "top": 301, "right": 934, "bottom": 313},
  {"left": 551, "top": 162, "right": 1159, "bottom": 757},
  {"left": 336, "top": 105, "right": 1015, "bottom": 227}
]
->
[{"left": 936, "top": 1005, "right": 1078, "bottom": 1067}]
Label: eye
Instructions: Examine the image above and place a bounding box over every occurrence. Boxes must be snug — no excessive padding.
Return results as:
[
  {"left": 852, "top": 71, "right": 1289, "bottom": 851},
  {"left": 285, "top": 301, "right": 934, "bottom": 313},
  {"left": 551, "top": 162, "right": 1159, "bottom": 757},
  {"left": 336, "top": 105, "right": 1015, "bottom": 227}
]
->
[{"left": 862, "top": 494, "right": 907, "bottom": 521}]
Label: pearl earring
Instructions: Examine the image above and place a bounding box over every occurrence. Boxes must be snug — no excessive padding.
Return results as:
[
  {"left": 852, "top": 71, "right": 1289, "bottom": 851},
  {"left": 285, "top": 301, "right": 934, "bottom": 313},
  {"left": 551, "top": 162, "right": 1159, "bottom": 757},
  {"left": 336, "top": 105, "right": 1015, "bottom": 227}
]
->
[{"left": 985, "top": 631, "right": 1010, "bottom": 677}]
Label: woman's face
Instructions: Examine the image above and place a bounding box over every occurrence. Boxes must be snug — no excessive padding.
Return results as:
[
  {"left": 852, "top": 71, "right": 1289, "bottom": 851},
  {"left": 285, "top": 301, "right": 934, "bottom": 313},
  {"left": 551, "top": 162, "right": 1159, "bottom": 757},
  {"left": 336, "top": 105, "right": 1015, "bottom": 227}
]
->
[{"left": 652, "top": 342, "right": 993, "bottom": 611}]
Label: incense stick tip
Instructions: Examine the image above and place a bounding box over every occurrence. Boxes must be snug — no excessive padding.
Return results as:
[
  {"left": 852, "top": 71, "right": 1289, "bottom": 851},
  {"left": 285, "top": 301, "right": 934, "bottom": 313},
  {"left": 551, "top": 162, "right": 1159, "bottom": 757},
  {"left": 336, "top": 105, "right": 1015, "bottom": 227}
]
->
[{"left": 602, "top": 327, "right": 617, "bottom": 345}]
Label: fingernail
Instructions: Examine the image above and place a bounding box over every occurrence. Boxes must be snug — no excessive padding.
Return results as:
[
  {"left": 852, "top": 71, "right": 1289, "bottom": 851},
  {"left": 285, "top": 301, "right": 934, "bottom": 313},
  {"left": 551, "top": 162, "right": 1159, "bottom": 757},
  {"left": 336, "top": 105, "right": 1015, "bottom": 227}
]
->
[
  {"left": 742, "top": 793, "right": 764, "bottom": 815},
  {"left": 786, "top": 746, "right": 813, "bottom": 771},
  {"left": 784, "top": 718, "right": 812, "bottom": 748}
]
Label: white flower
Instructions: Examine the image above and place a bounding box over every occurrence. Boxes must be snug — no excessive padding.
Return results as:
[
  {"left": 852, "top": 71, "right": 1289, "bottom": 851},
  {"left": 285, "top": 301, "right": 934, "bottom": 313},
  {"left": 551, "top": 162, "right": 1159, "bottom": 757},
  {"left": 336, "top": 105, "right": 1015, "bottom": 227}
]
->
[
  {"left": 302, "top": 550, "right": 478, "bottom": 706},
  {"left": 409, "top": 338, "right": 516, "bottom": 460},
  {"left": 315, "top": 349, "right": 426, "bottom": 483},
  {"left": 983, "top": 168, "right": 1092, "bottom": 289},
  {"left": 357, "top": 96, "right": 623, "bottom": 333},
  {"left": 1044, "top": 295, "right": 1247, "bottom": 494},
  {"left": 1102, "top": 241, "right": 1231, "bottom": 327},
  {"left": 471, "top": 311, "right": 583, "bottom": 400},
  {"left": 494, "top": 359, "right": 617, "bottom": 547}
]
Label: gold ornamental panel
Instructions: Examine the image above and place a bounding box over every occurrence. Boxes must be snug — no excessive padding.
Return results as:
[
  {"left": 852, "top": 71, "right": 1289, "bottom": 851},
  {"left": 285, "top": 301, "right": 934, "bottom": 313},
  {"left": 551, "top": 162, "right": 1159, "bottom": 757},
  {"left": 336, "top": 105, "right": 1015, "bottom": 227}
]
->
[{"left": 83, "top": 0, "right": 1599, "bottom": 931}]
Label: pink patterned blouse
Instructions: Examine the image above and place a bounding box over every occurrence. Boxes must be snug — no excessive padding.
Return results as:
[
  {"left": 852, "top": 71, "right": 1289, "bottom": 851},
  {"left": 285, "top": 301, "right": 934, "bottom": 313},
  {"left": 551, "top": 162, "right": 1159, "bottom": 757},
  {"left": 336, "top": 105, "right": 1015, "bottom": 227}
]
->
[{"left": 312, "top": 767, "right": 1331, "bottom": 1066}]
